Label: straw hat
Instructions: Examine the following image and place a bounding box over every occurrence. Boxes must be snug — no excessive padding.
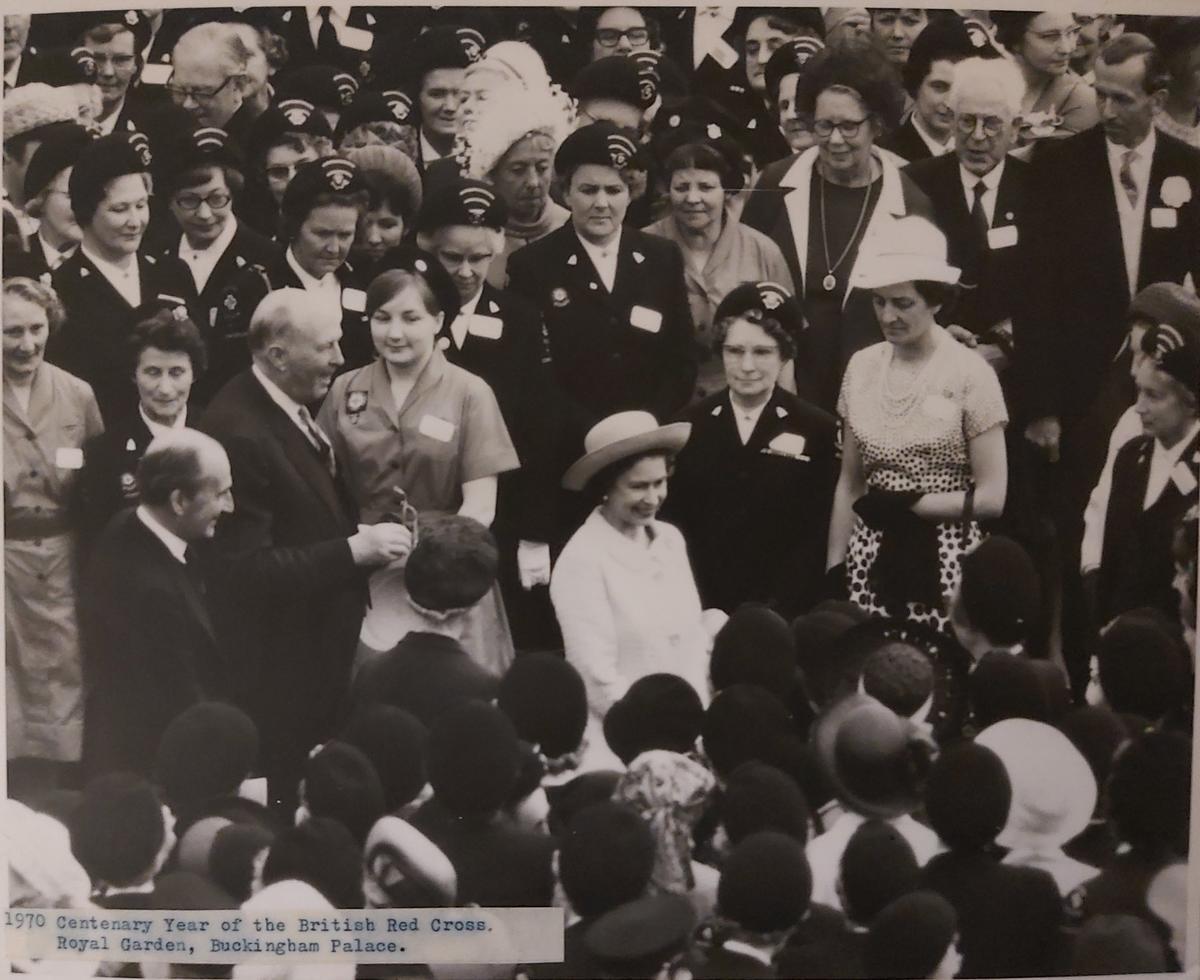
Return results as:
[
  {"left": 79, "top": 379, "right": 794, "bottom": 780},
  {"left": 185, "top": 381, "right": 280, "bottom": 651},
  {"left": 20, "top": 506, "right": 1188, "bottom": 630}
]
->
[
  {"left": 850, "top": 215, "right": 960, "bottom": 291},
  {"left": 562, "top": 411, "right": 690, "bottom": 492}
]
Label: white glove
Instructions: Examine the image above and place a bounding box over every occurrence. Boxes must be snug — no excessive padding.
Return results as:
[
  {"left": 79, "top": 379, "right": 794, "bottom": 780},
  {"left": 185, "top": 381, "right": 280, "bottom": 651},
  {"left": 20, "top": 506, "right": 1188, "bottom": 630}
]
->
[{"left": 517, "top": 540, "right": 552, "bottom": 589}]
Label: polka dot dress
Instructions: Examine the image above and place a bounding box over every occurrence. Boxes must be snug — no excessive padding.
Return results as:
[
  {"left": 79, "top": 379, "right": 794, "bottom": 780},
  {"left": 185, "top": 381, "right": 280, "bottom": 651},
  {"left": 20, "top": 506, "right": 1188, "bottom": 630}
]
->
[{"left": 838, "top": 330, "right": 1008, "bottom": 631}]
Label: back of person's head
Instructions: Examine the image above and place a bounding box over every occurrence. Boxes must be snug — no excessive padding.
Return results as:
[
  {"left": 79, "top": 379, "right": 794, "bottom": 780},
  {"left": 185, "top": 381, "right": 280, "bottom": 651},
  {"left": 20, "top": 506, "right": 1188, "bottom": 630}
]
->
[
  {"left": 969, "top": 652, "right": 1049, "bottom": 727},
  {"left": 559, "top": 801, "right": 656, "bottom": 919},
  {"left": 710, "top": 603, "right": 797, "bottom": 702},
  {"left": 792, "top": 607, "right": 868, "bottom": 708},
  {"left": 340, "top": 705, "right": 428, "bottom": 812},
  {"left": 604, "top": 672, "right": 704, "bottom": 764},
  {"left": 69, "top": 773, "right": 169, "bottom": 888},
  {"left": 1095, "top": 611, "right": 1188, "bottom": 721},
  {"left": 839, "top": 819, "right": 920, "bottom": 924},
  {"left": 302, "top": 741, "right": 385, "bottom": 845},
  {"left": 155, "top": 701, "right": 259, "bottom": 816},
  {"left": 701, "top": 683, "right": 797, "bottom": 779},
  {"left": 1072, "top": 914, "right": 1171, "bottom": 975},
  {"left": 924, "top": 741, "right": 1011, "bottom": 851},
  {"left": 262, "top": 817, "right": 363, "bottom": 908},
  {"left": 426, "top": 700, "right": 521, "bottom": 817},
  {"left": 956, "top": 535, "right": 1040, "bottom": 647},
  {"left": 497, "top": 653, "right": 588, "bottom": 761},
  {"left": 404, "top": 514, "right": 499, "bottom": 614},
  {"left": 865, "top": 891, "right": 959, "bottom": 980},
  {"left": 136, "top": 429, "right": 226, "bottom": 509},
  {"left": 1107, "top": 730, "right": 1192, "bottom": 856},
  {"left": 720, "top": 761, "right": 810, "bottom": 846},
  {"left": 1057, "top": 706, "right": 1130, "bottom": 815},
  {"left": 718, "top": 831, "right": 813, "bottom": 934}
]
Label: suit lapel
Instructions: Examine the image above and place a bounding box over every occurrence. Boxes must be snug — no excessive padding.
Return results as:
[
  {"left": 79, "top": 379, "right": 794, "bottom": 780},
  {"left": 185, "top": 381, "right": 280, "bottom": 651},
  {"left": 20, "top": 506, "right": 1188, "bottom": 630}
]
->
[
  {"left": 1080, "top": 129, "right": 1128, "bottom": 291},
  {"left": 745, "top": 390, "right": 790, "bottom": 454},
  {"left": 130, "top": 514, "right": 216, "bottom": 643}
]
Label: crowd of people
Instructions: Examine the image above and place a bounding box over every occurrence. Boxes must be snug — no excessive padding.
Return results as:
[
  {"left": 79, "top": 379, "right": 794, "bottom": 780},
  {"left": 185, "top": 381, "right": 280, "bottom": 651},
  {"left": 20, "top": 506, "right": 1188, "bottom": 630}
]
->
[{"left": 2, "top": 5, "right": 1197, "bottom": 979}]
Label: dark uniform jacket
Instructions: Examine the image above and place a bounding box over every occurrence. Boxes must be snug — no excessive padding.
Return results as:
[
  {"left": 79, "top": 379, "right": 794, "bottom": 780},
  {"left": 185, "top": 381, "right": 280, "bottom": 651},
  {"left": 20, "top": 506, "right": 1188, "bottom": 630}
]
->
[
  {"left": 80, "top": 508, "right": 215, "bottom": 777},
  {"left": 666, "top": 386, "right": 838, "bottom": 618},
  {"left": 879, "top": 115, "right": 939, "bottom": 164},
  {"left": 199, "top": 369, "right": 366, "bottom": 810},
  {"left": 206, "top": 252, "right": 369, "bottom": 397},
  {"left": 506, "top": 223, "right": 697, "bottom": 443},
  {"left": 1098, "top": 429, "right": 1200, "bottom": 624},
  {"left": 47, "top": 249, "right": 197, "bottom": 423}
]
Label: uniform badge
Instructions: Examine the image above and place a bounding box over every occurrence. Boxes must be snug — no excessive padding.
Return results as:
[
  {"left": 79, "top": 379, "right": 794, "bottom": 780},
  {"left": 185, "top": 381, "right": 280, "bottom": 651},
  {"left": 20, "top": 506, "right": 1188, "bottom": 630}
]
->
[
  {"left": 224, "top": 293, "right": 237, "bottom": 311},
  {"left": 382, "top": 90, "right": 412, "bottom": 123},
  {"left": 120, "top": 472, "right": 138, "bottom": 499},
  {"left": 125, "top": 10, "right": 138, "bottom": 26},
  {"left": 1161, "top": 175, "right": 1192, "bottom": 208},
  {"left": 436, "top": 336, "right": 452, "bottom": 351},
  {"left": 552, "top": 287, "right": 570, "bottom": 307},
  {"left": 346, "top": 390, "right": 368, "bottom": 414},
  {"left": 706, "top": 123, "right": 722, "bottom": 140}
]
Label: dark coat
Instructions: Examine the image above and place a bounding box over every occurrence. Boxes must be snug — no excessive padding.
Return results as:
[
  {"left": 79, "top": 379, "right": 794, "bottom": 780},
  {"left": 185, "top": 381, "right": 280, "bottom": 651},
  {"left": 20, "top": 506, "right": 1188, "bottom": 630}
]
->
[
  {"left": 79, "top": 508, "right": 216, "bottom": 777},
  {"left": 666, "top": 386, "right": 838, "bottom": 618},
  {"left": 206, "top": 253, "right": 369, "bottom": 397},
  {"left": 199, "top": 369, "right": 366, "bottom": 807},
  {"left": 506, "top": 223, "right": 697, "bottom": 442},
  {"left": 773, "top": 903, "right": 865, "bottom": 979},
  {"left": 47, "top": 250, "right": 197, "bottom": 423},
  {"left": 1098, "top": 429, "right": 1200, "bottom": 623},
  {"left": 410, "top": 798, "right": 557, "bottom": 908},
  {"left": 879, "top": 116, "right": 938, "bottom": 164},
  {"left": 269, "top": 5, "right": 400, "bottom": 76}
]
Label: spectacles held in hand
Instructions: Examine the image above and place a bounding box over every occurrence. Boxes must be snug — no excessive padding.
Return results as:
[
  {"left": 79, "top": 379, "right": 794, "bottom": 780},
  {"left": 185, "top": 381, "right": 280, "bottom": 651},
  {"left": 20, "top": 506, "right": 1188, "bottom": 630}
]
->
[{"left": 380, "top": 486, "right": 419, "bottom": 543}]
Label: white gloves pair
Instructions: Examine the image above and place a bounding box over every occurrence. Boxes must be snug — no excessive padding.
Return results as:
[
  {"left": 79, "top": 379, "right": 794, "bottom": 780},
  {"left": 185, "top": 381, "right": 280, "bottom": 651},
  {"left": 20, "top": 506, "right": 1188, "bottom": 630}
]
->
[{"left": 517, "top": 540, "right": 552, "bottom": 589}]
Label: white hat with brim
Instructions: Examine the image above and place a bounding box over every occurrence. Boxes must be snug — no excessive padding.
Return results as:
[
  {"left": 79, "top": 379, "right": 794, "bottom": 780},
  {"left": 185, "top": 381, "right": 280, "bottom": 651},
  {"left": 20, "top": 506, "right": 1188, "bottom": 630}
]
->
[
  {"left": 562, "top": 411, "right": 691, "bottom": 492},
  {"left": 850, "top": 214, "right": 961, "bottom": 291}
]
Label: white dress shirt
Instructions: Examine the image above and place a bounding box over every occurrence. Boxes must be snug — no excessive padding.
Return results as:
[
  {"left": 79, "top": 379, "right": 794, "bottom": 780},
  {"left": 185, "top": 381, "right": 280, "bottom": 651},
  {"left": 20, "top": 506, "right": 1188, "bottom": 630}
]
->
[
  {"left": 911, "top": 112, "right": 954, "bottom": 157},
  {"left": 37, "top": 230, "right": 73, "bottom": 271},
  {"left": 3, "top": 56, "right": 20, "bottom": 89},
  {"left": 94, "top": 98, "right": 127, "bottom": 136},
  {"left": 307, "top": 3, "right": 350, "bottom": 47},
  {"left": 579, "top": 230, "right": 622, "bottom": 292},
  {"left": 285, "top": 246, "right": 343, "bottom": 324},
  {"left": 139, "top": 403, "right": 187, "bottom": 439},
  {"left": 251, "top": 362, "right": 328, "bottom": 452},
  {"left": 1106, "top": 129, "right": 1155, "bottom": 297},
  {"left": 81, "top": 243, "right": 141, "bottom": 308},
  {"left": 450, "top": 289, "right": 482, "bottom": 350},
  {"left": 958, "top": 158, "right": 1005, "bottom": 227},
  {"left": 136, "top": 505, "right": 188, "bottom": 564},
  {"left": 178, "top": 217, "right": 238, "bottom": 293},
  {"left": 730, "top": 394, "right": 767, "bottom": 445}
]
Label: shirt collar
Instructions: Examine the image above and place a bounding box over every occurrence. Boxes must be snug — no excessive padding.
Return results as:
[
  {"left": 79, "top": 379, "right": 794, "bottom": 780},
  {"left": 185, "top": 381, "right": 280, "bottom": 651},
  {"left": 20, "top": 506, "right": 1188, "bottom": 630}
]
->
[
  {"left": 458, "top": 289, "right": 483, "bottom": 318},
  {"left": 180, "top": 216, "right": 237, "bottom": 259},
  {"left": 80, "top": 242, "right": 139, "bottom": 283},
  {"left": 1153, "top": 420, "right": 1200, "bottom": 460},
  {"left": 136, "top": 504, "right": 188, "bottom": 564},
  {"left": 308, "top": 4, "right": 349, "bottom": 22},
  {"left": 577, "top": 228, "right": 622, "bottom": 261},
  {"left": 37, "top": 230, "right": 74, "bottom": 269},
  {"left": 139, "top": 402, "right": 188, "bottom": 438},
  {"left": 959, "top": 157, "right": 1004, "bottom": 194},
  {"left": 911, "top": 111, "right": 954, "bottom": 155},
  {"left": 286, "top": 246, "right": 335, "bottom": 290},
  {"left": 728, "top": 391, "right": 769, "bottom": 423},
  {"left": 252, "top": 362, "right": 307, "bottom": 421},
  {"left": 1106, "top": 127, "right": 1157, "bottom": 167}
]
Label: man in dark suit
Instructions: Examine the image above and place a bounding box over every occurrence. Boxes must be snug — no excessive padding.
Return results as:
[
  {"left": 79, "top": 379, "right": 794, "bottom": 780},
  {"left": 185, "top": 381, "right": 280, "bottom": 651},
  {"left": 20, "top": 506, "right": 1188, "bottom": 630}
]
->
[
  {"left": 199, "top": 288, "right": 412, "bottom": 815},
  {"left": 1017, "top": 33, "right": 1200, "bottom": 689},
  {"left": 80, "top": 429, "right": 232, "bottom": 778}
]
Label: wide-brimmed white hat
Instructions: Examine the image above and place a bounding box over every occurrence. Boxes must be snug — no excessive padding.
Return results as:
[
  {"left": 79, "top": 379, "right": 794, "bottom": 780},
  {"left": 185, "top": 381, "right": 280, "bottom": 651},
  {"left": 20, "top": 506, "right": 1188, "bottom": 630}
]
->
[
  {"left": 562, "top": 411, "right": 691, "bottom": 492},
  {"left": 850, "top": 215, "right": 961, "bottom": 291},
  {"left": 976, "top": 718, "right": 1097, "bottom": 853}
]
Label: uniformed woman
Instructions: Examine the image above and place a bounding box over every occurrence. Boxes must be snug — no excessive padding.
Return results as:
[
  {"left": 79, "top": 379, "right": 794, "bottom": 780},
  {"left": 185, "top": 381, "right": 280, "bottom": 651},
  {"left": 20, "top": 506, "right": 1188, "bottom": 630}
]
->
[
  {"left": 208, "top": 156, "right": 372, "bottom": 394},
  {"left": 317, "top": 252, "right": 520, "bottom": 676},
  {"left": 3, "top": 277, "right": 104, "bottom": 794},
  {"left": 81, "top": 301, "right": 206, "bottom": 541},
  {"left": 1092, "top": 319, "right": 1200, "bottom": 626}
]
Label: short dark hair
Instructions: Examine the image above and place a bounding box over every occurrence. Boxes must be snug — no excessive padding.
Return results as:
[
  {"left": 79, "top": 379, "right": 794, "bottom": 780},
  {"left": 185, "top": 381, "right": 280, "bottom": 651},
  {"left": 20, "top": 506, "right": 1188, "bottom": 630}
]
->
[
  {"left": 662, "top": 141, "right": 737, "bottom": 189},
  {"left": 912, "top": 279, "right": 958, "bottom": 309},
  {"left": 280, "top": 187, "right": 370, "bottom": 243},
  {"left": 796, "top": 35, "right": 906, "bottom": 132},
  {"left": 584, "top": 449, "right": 675, "bottom": 505},
  {"left": 1098, "top": 33, "right": 1172, "bottom": 94},
  {"left": 128, "top": 305, "right": 208, "bottom": 376},
  {"left": 712, "top": 307, "right": 797, "bottom": 361},
  {"left": 1107, "top": 731, "right": 1192, "bottom": 856},
  {"left": 137, "top": 438, "right": 207, "bottom": 507},
  {"left": 366, "top": 268, "right": 441, "bottom": 319}
]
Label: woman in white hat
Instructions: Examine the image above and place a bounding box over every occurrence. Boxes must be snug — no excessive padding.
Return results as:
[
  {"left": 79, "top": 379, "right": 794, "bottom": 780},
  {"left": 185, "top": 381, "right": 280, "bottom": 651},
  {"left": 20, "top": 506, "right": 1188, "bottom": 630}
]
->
[
  {"left": 826, "top": 214, "right": 1008, "bottom": 632},
  {"left": 550, "top": 412, "right": 720, "bottom": 766}
]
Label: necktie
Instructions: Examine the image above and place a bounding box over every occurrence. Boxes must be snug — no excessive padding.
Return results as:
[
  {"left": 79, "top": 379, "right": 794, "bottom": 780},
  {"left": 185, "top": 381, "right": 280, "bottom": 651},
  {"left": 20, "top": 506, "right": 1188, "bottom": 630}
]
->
[
  {"left": 316, "top": 6, "right": 339, "bottom": 59},
  {"left": 298, "top": 406, "right": 337, "bottom": 478},
  {"left": 970, "top": 180, "right": 989, "bottom": 242},
  {"left": 1119, "top": 150, "right": 1139, "bottom": 208}
]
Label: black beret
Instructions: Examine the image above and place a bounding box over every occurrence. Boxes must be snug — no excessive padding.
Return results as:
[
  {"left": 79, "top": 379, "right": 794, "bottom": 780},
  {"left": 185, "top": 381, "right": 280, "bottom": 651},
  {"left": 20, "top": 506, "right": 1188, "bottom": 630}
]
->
[
  {"left": 247, "top": 100, "right": 333, "bottom": 163},
  {"left": 497, "top": 653, "right": 588, "bottom": 760},
  {"left": 584, "top": 892, "right": 695, "bottom": 968},
  {"left": 719, "top": 831, "right": 813, "bottom": 933},
  {"left": 572, "top": 55, "right": 642, "bottom": 109},
  {"left": 154, "top": 123, "right": 243, "bottom": 195},
  {"left": 336, "top": 89, "right": 416, "bottom": 141},
  {"left": 604, "top": 673, "right": 705, "bottom": 765},
  {"left": 277, "top": 64, "right": 361, "bottom": 111},
  {"left": 427, "top": 700, "right": 522, "bottom": 816},
  {"left": 69, "top": 773, "right": 166, "bottom": 887},
  {"left": 958, "top": 535, "right": 1040, "bottom": 646},
  {"left": 371, "top": 243, "right": 462, "bottom": 323},
  {"left": 23, "top": 123, "right": 92, "bottom": 202},
  {"left": 1141, "top": 316, "right": 1200, "bottom": 392},
  {"left": 154, "top": 701, "right": 259, "bottom": 815},
  {"left": 765, "top": 37, "right": 827, "bottom": 103},
  {"left": 68, "top": 131, "right": 152, "bottom": 227},
  {"left": 715, "top": 281, "right": 803, "bottom": 340},
  {"left": 32, "top": 45, "right": 100, "bottom": 86},
  {"left": 650, "top": 94, "right": 748, "bottom": 181},
  {"left": 555, "top": 120, "right": 641, "bottom": 178},
  {"left": 281, "top": 156, "right": 369, "bottom": 213},
  {"left": 416, "top": 177, "right": 508, "bottom": 233}
]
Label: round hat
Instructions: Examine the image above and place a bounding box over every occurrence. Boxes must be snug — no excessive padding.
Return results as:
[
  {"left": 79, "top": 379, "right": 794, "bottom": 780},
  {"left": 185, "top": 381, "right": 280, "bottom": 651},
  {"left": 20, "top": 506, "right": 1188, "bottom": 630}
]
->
[
  {"left": 562, "top": 411, "right": 691, "bottom": 491},
  {"left": 714, "top": 282, "right": 803, "bottom": 346},
  {"left": 813, "top": 693, "right": 935, "bottom": 819},
  {"left": 154, "top": 123, "right": 244, "bottom": 196},
  {"left": 401, "top": 24, "right": 476, "bottom": 90},
  {"left": 701, "top": 683, "right": 797, "bottom": 779},
  {"left": 404, "top": 514, "right": 499, "bottom": 614},
  {"left": 68, "top": 131, "right": 152, "bottom": 227},
  {"left": 71, "top": 9, "right": 153, "bottom": 51},
  {"left": 764, "top": 36, "right": 826, "bottom": 102},
  {"left": 337, "top": 89, "right": 417, "bottom": 136},
  {"left": 604, "top": 672, "right": 705, "bottom": 764},
  {"left": 1099, "top": 609, "right": 1190, "bottom": 723},
  {"left": 415, "top": 176, "right": 508, "bottom": 233},
  {"left": 69, "top": 773, "right": 167, "bottom": 887},
  {"left": 649, "top": 95, "right": 746, "bottom": 184},
  {"left": 497, "top": 653, "right": 588, "bottom": 760},
  {"left": 791, "top": 607, "right": 868, "bottom": 709},
  {"left": 23, "top": 123, "right": 92, "bottom": 202},
  {"left": 722, "top": 760, "right": 810, "bottom": 846},
  {"left": 865, "top": 891, "right": 958, "bottom": 980},
  {"left": 957, "top": 535, "right": 1040, "bottom": 646},
  {"left": 1057, "top": 706, "right": 1130, "bottom": 801},
  {"left": 466, "top": 40, "right": 551, "bottom": 92},
  {"left": 554, "top": 120, "right": 643, "bottom": 180},
  {"left": 571, "top": 55, "right": 642, "bottom": 109},
  {"left": 1129, "top": 281, "right": 1200, "bottom": 333},
  {"left": 364, "top": 815, "right": 456, "bottom": 908},
  {"left": 282, "top": 155, "right": 368, "bottom": 211},
  {"left": 154, "top": 701, "right": 260, "bottom": 815},
  {"left": 427, "top": 699, "right": 522, "bottom": 816},
  {"left": 261, "top": 816, "right": 363, "bottom": 909},
  {"left": 176, "top": 814, "right": 232, "bottom": 877},
  {"left": 209, "top": 822, "right": 275, "bottom": 902},
  {"left": 719, "top": 831, "right": 813, "bottom": 933},
  {"left": 340, "top": 704, "right": 428, "bottom": 811},
  {"left": 710, "top": 603, "right": 797, "bottom": 702},
  {"left": 559, "top": 801, "right": 656, "bottom": 918},
  {"left": 303, "top": 740, "right": 385, "bottom": 845},
  {"left": 32, "top": 45, "right": 100, "bottom": 87},
  {"left": 247, "top": 98, "right": 333, "bottom": 163},
  {"left": 3, "top": 84, "right": 81, "bottom": 142},
  {"left": 839, "top": 819, "right": 921, "bottom": 923},
  {"left": 850, "top": 215, "right": 960, "bottom": 290},
  {"left": 968, "top": 652, "right": 1051, "bottom": 728},
  {"left": 1107, "top": 730, "right": 1193, "bottom": 855},
  {"left": 1140, "top": 314, "right": 1200, "bottom": 393},
  {"left": 924, "top": 741, "right": 1011, "bottom": 850},
  {"left": 584, "top": 892, "right": 696, "bottom": 968},
  {"left": 976, "top": 718, "right": 1097, "bottom": 852}
]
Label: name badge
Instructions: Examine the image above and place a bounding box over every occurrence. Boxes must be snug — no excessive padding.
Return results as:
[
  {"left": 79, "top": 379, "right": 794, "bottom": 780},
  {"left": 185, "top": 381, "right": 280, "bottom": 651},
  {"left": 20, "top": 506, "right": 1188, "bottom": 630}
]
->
[
  {"left": 987, "top": 225, "right": 1018, "bottom": 250},
  {"left": 55, "top": 447, "right": 84, "bottom": 470},
  {"left": 711, "top": 37, "right": 739, "bottom": 70},
  {"left": 1171, "top": 461, "right": 1198, "bottom": 496},
  {"left": 922, "top": 394, "right": 958, "bottom": 421},
  {"left": 338, "top": 24, "right": 374, "bottom": 51},
  {"left": 630, "top": 305, "right": 662, "bottom": 333},
  {"left": 238, "top": 776, "right": 268, "bottom": 806},
  {"left": 342, "top": 287, "right": 367, "bottom": 313},
  {"left": 140, "top": 62, "right": 172, "bottom": 85},
  {"left": 418, "top": 414, "right": 456, "bottom": 443},
  {"left": 468, "top": 314, "right": 504, "bottom": 340},
  {"left": 1150, "top": 207, "right": 1178, "bottom": 229},
  {"left": 765, "top": 432, "right": 808, "bottom": 459}
]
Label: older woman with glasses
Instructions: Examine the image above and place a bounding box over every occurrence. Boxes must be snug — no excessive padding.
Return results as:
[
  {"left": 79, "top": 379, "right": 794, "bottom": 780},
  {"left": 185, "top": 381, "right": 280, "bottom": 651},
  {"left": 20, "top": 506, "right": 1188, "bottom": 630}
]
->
[
  {"left": 742, "top": 37, "right": 932, "bottom": 413},
  {"left": 992, "top": 11, "right": 1099, "bottom": 144}
]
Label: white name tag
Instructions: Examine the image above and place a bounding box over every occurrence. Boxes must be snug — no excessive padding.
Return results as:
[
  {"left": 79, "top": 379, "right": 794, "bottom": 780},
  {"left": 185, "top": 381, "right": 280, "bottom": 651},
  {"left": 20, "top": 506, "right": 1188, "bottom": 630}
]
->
[
  {"left": 1150, "top": 207, "right": 1178, "bottom": 229},
  {"left": 766, "top": 432, "right": 808, "bottom": 459},
  {"left": 1172, "top": 461, "right": 1197, "bottom": 496},
  {"left": 342, "top": 287, "right": 367, "bottom": 312},
  {"left": 922, "top": 394, "right": 958, "bottom": 421},
  {"left": 630, "top": 305, "right": 662, "bottom": 333},
  {"left": 140, "top": 62, "right": 172, "bottom": 85},
  {"left": 55, "top": 447, "right": 84, "bottom": 470},
  {"left": 238, "top": 776, "right": 268, "bottom": 805},
  {"left": 338, "top": 24, "right": 374, "bottom": 51},
  {"left": 418, "top": 414, "right": 456, "bottom": 443},
  {"left": 468, "top": 314, "right": 504, "bottom": 340},
  {"left": 987, "top": 225, "right": 1018, "bottom": 250},
  {"left": 711, "top": 37, "right": 739, "bottom": 70}
]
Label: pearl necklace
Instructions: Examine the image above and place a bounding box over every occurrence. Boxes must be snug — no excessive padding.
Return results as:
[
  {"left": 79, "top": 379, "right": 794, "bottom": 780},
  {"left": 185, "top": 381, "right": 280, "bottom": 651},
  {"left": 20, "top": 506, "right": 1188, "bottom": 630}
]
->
[{"left": 876, "top": 341, "right": 940, "bottom": 425}]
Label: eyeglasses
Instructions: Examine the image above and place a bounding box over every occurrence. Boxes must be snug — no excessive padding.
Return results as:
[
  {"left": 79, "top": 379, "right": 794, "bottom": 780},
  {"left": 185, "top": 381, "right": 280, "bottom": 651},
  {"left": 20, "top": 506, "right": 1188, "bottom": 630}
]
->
[
  {"left": 812, "top": 117, "right": 868, "bottom": 139},
  {"left": 595, "top": 26, "right": 649, "bottom": 47},
  {"left": 722, "top": 344, "right": 780, "bottom": 360},
  {"left": 955, "top": 114, "right": 1007, "bottom": 136},
  {"left": 1026, "top": 26, "right": 1080, "bottom": 45},
  {"left": 265, "top": 164, "right": 305, "bottom": 183},
  {"left": 175, "top": 189, "right": 231, "bottom": 211},
  {"left": 166, "top": 74, "right": 239, "bottom": 104}
]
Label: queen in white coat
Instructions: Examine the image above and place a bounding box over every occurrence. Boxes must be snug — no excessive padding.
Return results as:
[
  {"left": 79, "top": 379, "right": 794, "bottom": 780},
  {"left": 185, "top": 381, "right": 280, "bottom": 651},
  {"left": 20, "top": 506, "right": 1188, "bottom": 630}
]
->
[{"left": 551, "top": 412, "right": 724, "bottom": 768}]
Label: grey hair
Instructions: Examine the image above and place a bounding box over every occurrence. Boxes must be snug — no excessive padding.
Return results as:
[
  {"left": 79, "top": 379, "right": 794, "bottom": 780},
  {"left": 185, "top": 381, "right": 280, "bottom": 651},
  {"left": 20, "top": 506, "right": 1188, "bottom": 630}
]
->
[
  {"left": 947, "top": 56, "right": 1025, "bottom": 119},
  {"left": 248, "top": 288, "right": 310, "bottom": 355},
  {"left": 138, "top": 429, "right": 229, "bottom": 506},
  {"left": 175, "top": 21, "right": 253, "bottom": 76}
]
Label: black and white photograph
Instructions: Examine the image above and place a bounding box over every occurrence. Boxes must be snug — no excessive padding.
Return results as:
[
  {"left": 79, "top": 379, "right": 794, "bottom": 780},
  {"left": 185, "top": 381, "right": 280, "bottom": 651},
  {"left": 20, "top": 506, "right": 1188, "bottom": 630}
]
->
[{"left": 1, "top": 1, "right": 1198, "bottom": 977}]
